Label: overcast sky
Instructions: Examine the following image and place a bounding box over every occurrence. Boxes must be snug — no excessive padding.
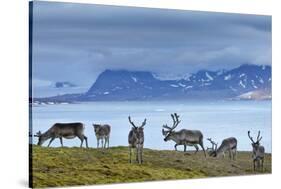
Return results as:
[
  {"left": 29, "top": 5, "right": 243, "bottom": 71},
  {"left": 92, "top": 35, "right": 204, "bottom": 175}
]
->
[{"left": 32, "top": 1, "right": 271, "bottom": 92}]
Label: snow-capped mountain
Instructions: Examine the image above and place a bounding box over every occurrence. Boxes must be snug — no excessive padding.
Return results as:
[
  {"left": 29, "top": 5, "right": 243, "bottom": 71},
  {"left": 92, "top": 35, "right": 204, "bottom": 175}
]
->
[
  {"left": 36, "top": 64, "right": 271, "bottom": 102},
  {"left": 82, "top": 64, "right": 271, "bottom": 101}
]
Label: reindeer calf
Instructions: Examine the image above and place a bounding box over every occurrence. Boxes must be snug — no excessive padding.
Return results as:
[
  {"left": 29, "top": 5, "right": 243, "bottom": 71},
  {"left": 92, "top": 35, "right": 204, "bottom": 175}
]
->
[{"left": 93, "top": 124, "right": 111, "bottom": 148}]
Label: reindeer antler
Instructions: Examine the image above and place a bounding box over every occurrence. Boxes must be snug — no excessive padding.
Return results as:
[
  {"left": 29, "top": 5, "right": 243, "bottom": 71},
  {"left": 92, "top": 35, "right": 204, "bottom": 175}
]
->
[
  {"left": 128, "top": 116, "right": 137, "bottom": 128},
  {"left": 162, "top": 124, "right": 172, "bottom": 130},
  {"left": 207, "top": 138, "right": 218, "bottom": 150},
  {"left": 129, "top": 116, "right": 147, "bottom": 128},
  {"left": 162, "top": 113, "right": 181, "bottom": 132},
  {"left": 248, "top": 131, "right": 255, "bottom": 143},
  {"left": 257, "top": 131, "right": 260, "bottom": 140},
  {"left": 140, "top": 118, "right": 147, "bottom": 128},
  {"left": 257, "top": 131, "right": 262, "bottom": 142},
  {"left": 170, "top": 113, "right": 181, "bottom": 130},
  {"left": 248, "top": 130, "right": 263, "bottom": 143}
]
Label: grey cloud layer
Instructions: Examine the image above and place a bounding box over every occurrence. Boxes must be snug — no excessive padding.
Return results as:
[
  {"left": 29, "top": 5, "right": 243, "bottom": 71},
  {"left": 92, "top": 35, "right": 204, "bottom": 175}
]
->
[{"left": 32, "top": 1, "right": 271, "bottom": 87}]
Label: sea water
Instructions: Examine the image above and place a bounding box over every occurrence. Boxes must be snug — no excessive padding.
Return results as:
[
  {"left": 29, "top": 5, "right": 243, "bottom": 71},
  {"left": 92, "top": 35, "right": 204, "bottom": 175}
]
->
[{"left": 31, "top": 100, "right": 272, "bottom": 152}]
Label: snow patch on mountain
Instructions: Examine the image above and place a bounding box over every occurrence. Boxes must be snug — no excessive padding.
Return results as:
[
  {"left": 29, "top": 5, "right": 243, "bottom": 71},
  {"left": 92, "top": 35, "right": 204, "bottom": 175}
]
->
[
  {"left": 224, "top": 74, "right": 231, "bottom": 80},
  {"left": 170, "top": 84, "right": 179, "bottom": 88},
  {"left": 239, "top": 73, "right": 245, "bottom": 78},
  {"left": 251, "top": 80, "right": 258, "bottom": 89},
  {"left": 185, "top": 86, "right": 193, "bottom": 89},
  {"left": 205, "top": 72, "right": 214, "bottom": 81},
  {"left": 178, "top": 83, "right": 186, "bottom": 87},
  {"left": 131, "top": 77, "right": 137, "bottom": 82},
  {"left": 239, "top": 80, "right": 246, "bottom": 88}
]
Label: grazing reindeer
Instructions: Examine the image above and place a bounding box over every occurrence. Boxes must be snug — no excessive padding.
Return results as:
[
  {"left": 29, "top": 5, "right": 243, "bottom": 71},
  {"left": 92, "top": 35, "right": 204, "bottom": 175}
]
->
[
  {"left": 248, "top": 131, "right": 265, "bottom": 171},
  {"left": 34, "top": 122, "right": 88, "bottom": 148},
  {"left": 206, "top": 138, "right": 218, "bottom": 156},
  {"left": 162, "top": 113, "right": 206, "bottom": 157},
  {"left": 128, "top": 116, "right": 147, "bottom": 164},
  {"left": 210, "top": 137, "right": 237, "bottom": 160},
  {"left": 93, "top": 124, "right": 111, "bottom": 148}
]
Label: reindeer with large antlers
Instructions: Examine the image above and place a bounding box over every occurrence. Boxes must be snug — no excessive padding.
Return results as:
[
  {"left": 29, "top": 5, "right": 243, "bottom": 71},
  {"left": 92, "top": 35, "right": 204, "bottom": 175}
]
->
[
  {"left": 162, "top": 113, "right": 206, "bottom": 157},
  {"left": 128, "top": 116, "right": 147, "bottom": 164},
  {"left": 248, "top": 131, "right": 265, "bottom": 171}
]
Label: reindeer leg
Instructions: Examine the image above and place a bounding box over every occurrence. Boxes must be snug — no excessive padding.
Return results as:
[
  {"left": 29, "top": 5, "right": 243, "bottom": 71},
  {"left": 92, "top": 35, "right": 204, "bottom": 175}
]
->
[
  {"left": 104, "top": 138, "right": 106, "bottom": 148},
  {"left": 101, "top": 139, "right": 104, "bottom": 149},
  {"left": 84, "top": 135, "right": 88, "bottom": 148},
  {"left": 257, "top": 159, "right": 260, "bottom": 171},
  {"left": 136, "top": 145, "right": 139, "bottom": 162},
  {"left": 97, "top": 138, "right": 99, "bottom": 148},
  {"left": 184, "top": 145, "right": 186, "bottom": 152},
  {"left": 140, "top": 145, "right": 143, "bottom": 164},
  {"left": 107, "top": 137, "right": 110, "bottom": 148},
  {"left": 233, "top": 148, "right": 237, "bottom": 160},
  {"left": 138, "top": 146, "right": 141, "bottom": 164},
  {"left": 47, "top": 137, "right": 55, "bottom": 147},
  {"left": 80, "top": 138, "right": 84, "bottom": 148},
  {"left": 199, "top": 141, "right": 206, "bottom": 157},
  {"left": 59, "top": 137, "right": 63, "bottom": 147},
  {"left": 129, "top": 146, "right": 132, "bottom": 163},
  {"left": 194, "top": 145, "right": 199, "bottom": 154},
  {"left": 174, "top": 144, "right": 178, "bottom": 151}
]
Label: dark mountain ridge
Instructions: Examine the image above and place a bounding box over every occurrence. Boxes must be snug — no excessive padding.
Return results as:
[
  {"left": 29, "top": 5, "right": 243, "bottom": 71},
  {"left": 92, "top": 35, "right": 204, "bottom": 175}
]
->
[{"left": 34, "top": 64, "right": 271, "bottom": 102}]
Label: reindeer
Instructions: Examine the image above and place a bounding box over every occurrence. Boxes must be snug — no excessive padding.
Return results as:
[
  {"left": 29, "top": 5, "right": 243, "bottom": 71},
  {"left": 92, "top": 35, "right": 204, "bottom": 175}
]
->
[
  {"left": 206, "top": 138, "right": 218, "bottom": 156},
  {"left": 128, "top": 116, "right": 147, "bottom": 164},
  {"left": 93, "top": 124, "right": 111, "bottom": 148},
  {"left": 248, "top": 131, "right": 265, "bottom": 171},
  {"left": 162, "top": 113, "right": 206, "bottom": 157},
  {"left": 34, "top": 122, "right": 88, "bottom": 148},
  {"left": 210, "top": 137, "right": 237, "bottom": 160}
]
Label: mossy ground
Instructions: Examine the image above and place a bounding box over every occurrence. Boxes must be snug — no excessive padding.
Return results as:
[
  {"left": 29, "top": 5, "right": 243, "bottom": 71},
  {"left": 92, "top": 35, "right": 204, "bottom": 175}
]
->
[{"left": 31, "top": 145, "right": 271, "bottom": 188}]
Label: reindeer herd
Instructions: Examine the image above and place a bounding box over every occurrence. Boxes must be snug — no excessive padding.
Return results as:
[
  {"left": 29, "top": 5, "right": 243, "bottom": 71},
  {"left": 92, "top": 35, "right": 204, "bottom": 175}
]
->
[{"left": 34, "top": 113, "right": 266, "bottom": 171}]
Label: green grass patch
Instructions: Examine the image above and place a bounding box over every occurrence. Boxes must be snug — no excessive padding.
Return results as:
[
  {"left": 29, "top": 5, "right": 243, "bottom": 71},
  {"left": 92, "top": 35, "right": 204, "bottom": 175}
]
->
[{"left": 31, "top": 145, "right": 271, "bottom": 188}]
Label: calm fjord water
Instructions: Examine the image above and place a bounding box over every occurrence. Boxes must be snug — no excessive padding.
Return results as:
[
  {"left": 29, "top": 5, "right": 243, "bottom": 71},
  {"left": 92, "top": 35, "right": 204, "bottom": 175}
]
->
[{"left": 31, "top": 100, "right": 271, "bottom": 152}]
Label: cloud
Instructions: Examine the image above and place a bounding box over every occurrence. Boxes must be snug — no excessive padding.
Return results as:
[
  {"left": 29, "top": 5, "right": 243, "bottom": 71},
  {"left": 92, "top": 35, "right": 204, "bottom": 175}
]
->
[
  {"left": 32, "top": 79, "right": 52, "bottom": 88},
  {"left": 31, "top": 1, "right": 272, "bottom": 90}
]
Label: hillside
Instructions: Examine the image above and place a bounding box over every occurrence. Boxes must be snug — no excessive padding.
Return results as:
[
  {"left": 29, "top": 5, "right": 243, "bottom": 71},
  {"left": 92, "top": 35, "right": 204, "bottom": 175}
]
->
[
  {"left": 31, "top": 145, "right": 271, "bottom": 188},
  {"left": 34, "top": 64, "right": 271, "bottom": 102}
]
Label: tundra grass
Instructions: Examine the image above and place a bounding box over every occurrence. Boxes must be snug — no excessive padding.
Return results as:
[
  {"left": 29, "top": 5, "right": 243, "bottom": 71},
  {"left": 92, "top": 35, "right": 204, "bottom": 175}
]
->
[{"left": 31, "top": 145, "right": 271, "bottom": 188}]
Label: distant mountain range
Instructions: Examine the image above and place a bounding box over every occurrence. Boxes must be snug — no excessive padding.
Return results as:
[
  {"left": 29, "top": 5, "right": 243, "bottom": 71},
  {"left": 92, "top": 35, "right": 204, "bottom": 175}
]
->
[{"left": 34, "top": 64, "right": 271, "bottom": 102}]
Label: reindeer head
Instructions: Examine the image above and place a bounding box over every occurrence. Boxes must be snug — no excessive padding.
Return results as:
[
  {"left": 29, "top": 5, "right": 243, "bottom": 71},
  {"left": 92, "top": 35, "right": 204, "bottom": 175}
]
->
[
  {"left": 93, "top": 124, "right": 101, "bottom": 134},
  {"left": 162, "top": 113, "right": 181, "bottom": 142},
  {"left": 248, "top": 131, "right": 262, "bottom": 151},
  {"left": 162, "top": 125, "right": 169, "bottom": 136},
  {"left": 128, "top": 116, "right": 147, "bottom": 139},
  {"left": 34, "top": 131, "right": 47, "bottom": 146}
]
